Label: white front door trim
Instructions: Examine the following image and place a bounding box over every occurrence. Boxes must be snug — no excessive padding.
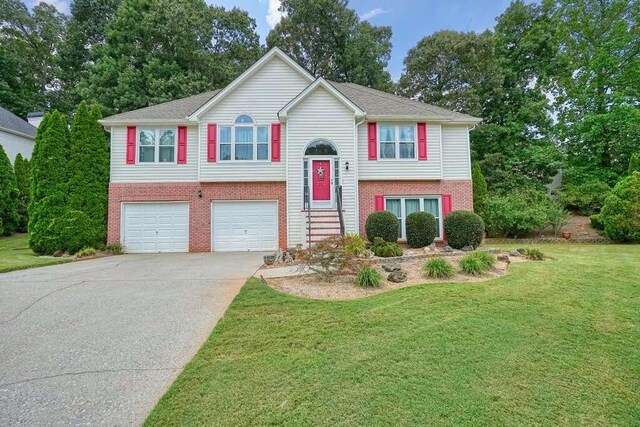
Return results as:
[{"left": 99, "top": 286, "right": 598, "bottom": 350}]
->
[{"left": 308, "top": 157, "right": 335, "bottom": 210}]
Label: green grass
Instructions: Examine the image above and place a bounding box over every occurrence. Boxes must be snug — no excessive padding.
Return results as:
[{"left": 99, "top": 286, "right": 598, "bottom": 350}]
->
[
  {"left": 146, "top": 244, "right": 640, "bottom": 426},
  {"left": 0, "top": 234, "right": 71, "bottom": 273}
]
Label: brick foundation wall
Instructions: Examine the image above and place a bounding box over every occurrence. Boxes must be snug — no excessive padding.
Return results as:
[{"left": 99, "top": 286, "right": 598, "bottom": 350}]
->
[
  {"left": 358, "top": 180, "right": 473, "bottom": 236},
  {"left": 108, "top": 182, "right": 287, "bottom": 252}
]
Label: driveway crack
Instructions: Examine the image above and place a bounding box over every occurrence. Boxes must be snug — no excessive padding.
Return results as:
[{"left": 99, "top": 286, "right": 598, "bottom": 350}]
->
[
  {"left": 0, "top": 367, "right": 180, "bottom": 388},
  {"left": 1, "top": 280, "right": 87, "bottom": 327}
]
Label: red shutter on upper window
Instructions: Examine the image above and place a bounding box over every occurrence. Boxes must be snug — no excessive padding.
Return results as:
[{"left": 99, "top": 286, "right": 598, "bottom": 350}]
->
[
  {"left": 177, "top": 126, "right": 187, "bottom": 164},
  {"left": 442, "top": 194, "right": 452, "bottom": 217},
  {"left": 374, "top": 195, "right": 384, "bottom": 211},
  {"left": 417, "top": 122, "right": 427, "bottom": 160},
  {"left": 271, "top": 123, "right": 281, "bottom": 162},
  {"left": 207, "top": 123, "right": 217, "bottom": 162},
  {"left": 367, "top": 122, "right": 377, "bottom": 160},
  {"left": 126, "top": 126, "right": 136, "bottom": 164}
]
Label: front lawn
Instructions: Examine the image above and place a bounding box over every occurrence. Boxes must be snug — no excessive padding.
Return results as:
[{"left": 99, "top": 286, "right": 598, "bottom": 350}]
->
[
  {"left": 0, "top": 234, "right": 71, "bottom": 273},
  {"left": 146, "top": 244, "right": 640, "bottom": 426}
]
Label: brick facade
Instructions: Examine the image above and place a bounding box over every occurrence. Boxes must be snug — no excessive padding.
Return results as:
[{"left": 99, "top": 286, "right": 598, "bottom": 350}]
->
[
  {"left": 357, "top": 180, "right": 473, "bottom": 236},
  {"left": 108, "top": 182, "right": 287, "bottom": 252}
]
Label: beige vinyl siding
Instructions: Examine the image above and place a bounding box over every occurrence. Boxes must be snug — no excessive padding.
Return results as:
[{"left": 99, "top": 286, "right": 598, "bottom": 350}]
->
[
  {"left": 441, "top": 125, "right": 471, "bottom": 179},
  {"left": 286, "top": 86, "right": 358, "bottom": 246},
  {"left": 198, "top": 56, "right": 310, "bottom": 182},
  {"left": 356, "top": 122, "right": 442, "bottom": 180},
  {"left": 110, "top": 125, "right": 199, "bottom": 183},
  {"left": 0, "top": 130, "right": 34, "bottom": 164}
]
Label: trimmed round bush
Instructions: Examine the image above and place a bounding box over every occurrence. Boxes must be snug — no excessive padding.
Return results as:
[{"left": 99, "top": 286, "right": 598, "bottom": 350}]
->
[
  {"left": 600, "top": 172, "right": 640, "bottom": 242},
  {"left": 443, "top": 210, "right": 484, "bottom": 249},
  {"left": 406, "top": 211, "right": 437, "bottom": 248},
  {"left": 365, "top": 211, "right": 399, "bottom": 243}
]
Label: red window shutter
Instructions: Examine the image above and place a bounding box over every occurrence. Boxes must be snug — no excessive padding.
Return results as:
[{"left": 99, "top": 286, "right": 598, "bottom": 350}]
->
[
  {"left": 126, "top": 126, "right": 136, "bottom": 164},
  {"left": 271, "top": 123, "right": 281, "bottom": 162},
  {"left": 417, "top": 122, "right": 427, "bottom": 160},
  {"left": 177, "top": 126, "right": 187, "bottom": 164},
  {"left": 374, "top": 195, "right": 384, "bottom": 211},
  {"left": 442, "top": 194, "right": 452, "bottom": 217},
  {"left": 367, "top": 122, "right": 377, "bottom": 160},
  {"left": 207, "top": 123, "right": 217, "bottom": 162}
]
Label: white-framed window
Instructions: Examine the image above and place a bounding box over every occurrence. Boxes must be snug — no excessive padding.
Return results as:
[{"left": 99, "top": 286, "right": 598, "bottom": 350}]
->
[
  {"left": 219, "top": 114, "right": 270, "bottom": 161},
  {"left": 138, "top": 129, "right": 176, "bottom": 163},
  {"left": 385, "top": 196, "right": 442, "bottom": 240},
  {"left": 378, "top": 124, "right": 416, "bottom": 159}
]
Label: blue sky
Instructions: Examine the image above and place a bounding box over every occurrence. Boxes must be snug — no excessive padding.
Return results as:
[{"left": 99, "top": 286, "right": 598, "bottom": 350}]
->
[{"left": 34, "top": 0, "right": 521, "bottom": 81}]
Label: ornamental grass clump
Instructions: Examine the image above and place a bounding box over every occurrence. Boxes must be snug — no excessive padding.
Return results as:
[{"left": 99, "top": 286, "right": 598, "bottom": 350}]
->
[
  {"left": 423, "top": 257, "right": 455, "bottom": 279},
  {"left": 524, "top": 248, "right": 546, "bottom": 261},
  {"left": 459, "top": 251, "right": 495, "bottom": 276},
  {"left": 356, "top": 265, "right": 382, "bottom": 288}
]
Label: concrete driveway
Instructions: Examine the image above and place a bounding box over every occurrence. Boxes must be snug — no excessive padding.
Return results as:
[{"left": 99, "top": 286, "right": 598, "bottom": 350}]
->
[{"left": 0, "top": 252, "right": 266, "bottom": 426}]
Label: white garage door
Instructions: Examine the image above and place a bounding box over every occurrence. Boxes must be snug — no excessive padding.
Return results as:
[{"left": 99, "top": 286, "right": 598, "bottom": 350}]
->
[
  {"left": 212, "top": 201, "right": 278, "bottom": 252},
  {"left": 122, "top": 203, "right": 189, "bottom": 253}
]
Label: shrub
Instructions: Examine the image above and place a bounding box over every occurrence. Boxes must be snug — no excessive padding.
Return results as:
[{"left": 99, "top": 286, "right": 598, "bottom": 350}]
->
[
  {"left": 370, "top": 237, "right": 403, "bottom": 257},
  {"left": 356, "top": 265, "right": 382, "bottom": 287},
  {"left": 472, "top": 163, "right": 488, "bottom": 215},
  {"left": 443, "top": 210, "right": 484, "bottom": 249},
  {"left": 423, "top": 257, "right": 455, "bottom": 279},
  {"left": 76, "top": 247, "right": 97, "bottom": 258},
  {"left": 559, "top": 179, "right": 611, "bottom": 215},
  {"left": 524, "top": 248, "right": 546, "bottom": 261},
  {"left": 13, "top": 153, "right": 30, "bottom": 233},
  {"left": 459, "top": 253, "right": 489, "bottom": 276},
  {"left": 47, "top": 210, "right": 99, "bottom": 255},
  {"left": 589, "top": 214, "right": 604, "bottom": 231},
  {"left": 365, "top": 211, "right": 398, "bottom": 243},
  {"left": 0, "top": 144, "right": 19, "bottom": 236},
  {"left": 405, "top": 211, "right": 437, "bottom": 248},
  {"left": 298, "top": 235, "right": 364, "bottom": 280},
  {"left": 344, "top": 233, "right": 367, "bottom": 257},
  {"left": 484, "top": 191, "right": 550, "bottom": 238},
  {"left": 546, "top": 202, "right": 571, "bottom": 236},
  {"left": 629, "top": 152, "right": 640, "bottom": 174},
  {"left": 600, "top": 172, "right": 640, "bottom": 242},
  {"left": 105, "top": 242, "right": 124, "bottom": 255}
]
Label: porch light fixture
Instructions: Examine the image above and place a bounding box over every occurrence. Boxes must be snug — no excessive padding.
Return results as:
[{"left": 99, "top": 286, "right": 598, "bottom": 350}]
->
[
  {"left": 197, "top": 189, "right": 203, "bottom": 198},
  {"left": 345, "top": 161, "right": 350, "bottom": 171}
]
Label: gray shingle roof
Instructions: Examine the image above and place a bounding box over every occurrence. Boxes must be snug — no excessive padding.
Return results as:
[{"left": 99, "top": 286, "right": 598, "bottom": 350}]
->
[
  {"left": 101, "top": 90, "right": 220, "bottom": 123},
  {"left": 101, "top": 82, "right": 481, "bottom": 124},
  {"left": 0, "top": 106, "right": 37, "bottom": 138}
]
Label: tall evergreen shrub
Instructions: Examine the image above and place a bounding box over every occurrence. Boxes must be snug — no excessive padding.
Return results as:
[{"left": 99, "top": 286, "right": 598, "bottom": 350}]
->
[
  {"left": 14, "top": 154, "right": 30, "bottom": 232},
  {"left": 0, "top": 145, "right": 19, "bottom": 236},
  {"left": 472, "top": 163, "right": 488, "bottom": 215}
]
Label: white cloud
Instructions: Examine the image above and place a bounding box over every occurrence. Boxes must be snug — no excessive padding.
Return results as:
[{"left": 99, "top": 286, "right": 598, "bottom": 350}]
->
[
  {"left": 31, "top": 0, "right": 69, "bottom": 13},
  {"left": 266, "top": 0, "right": 284, "bottom": 28},
  {"left": 360, "top": 7, "right": 389, "bottom": 21}
]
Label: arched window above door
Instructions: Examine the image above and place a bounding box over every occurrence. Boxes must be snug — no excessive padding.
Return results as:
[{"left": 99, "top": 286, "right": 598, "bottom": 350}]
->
[{"left": 304, "top": 140, "right": 338, "bottom": 156}]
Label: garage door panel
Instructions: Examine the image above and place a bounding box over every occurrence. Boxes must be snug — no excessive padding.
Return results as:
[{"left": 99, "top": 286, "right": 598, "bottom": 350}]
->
[
  {"left": 212, "top": 201, "right": 278, "bottom": 252},
  {"left": 123, "top": 203, "right": 189, "bottom": 253}
]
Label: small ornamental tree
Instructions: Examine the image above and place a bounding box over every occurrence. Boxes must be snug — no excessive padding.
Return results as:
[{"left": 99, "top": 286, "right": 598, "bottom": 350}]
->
[
  {"left": 29, "top": 111, "right": 71, "bottom": 254},
  {"left": 14, "top": 154, "right": 31, "bottom": 232},
  {"left": 472, "top": 163, "right": 488, "bottom": 215},
  {"left": 629, "top": 152, "right": 640, "bottom": 175},
  {"left": 365, "top": 211, "right": 399, "bottom": 243},
  {"left": 600, "top": 172, "right": 640, "bottom": 242},
  {"left": 0, "top": 145, "right": 20, "bottom": 236},
  {"left": 67, "top": 102, "right": 110, "bottom": 248},
  {"left": 405, "top": 211, "right": 437, "bottom": 248}
]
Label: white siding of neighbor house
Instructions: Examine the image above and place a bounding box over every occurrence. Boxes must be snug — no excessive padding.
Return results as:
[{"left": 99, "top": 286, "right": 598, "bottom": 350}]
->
[
  {"left": 198, "top": 56, "right": 311, "bottom": 182},
  {"left": 109, "top": 125, "right": 199, "bottom": 183},
  {"left": 441, "top": 125, "right": 472, "bottom": 179},
  {"left": 356, "top": 122, "right": 443, "bottom": 180},
  {"left": 0, "top": 130, "right": 34, "bottom": 164},
  {"left": 286, "top": 86, "right": 358, "bottom": 247}
]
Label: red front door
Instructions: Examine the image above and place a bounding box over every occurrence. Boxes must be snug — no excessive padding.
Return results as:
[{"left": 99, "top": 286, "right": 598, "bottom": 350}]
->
[{"left": 312, "top": 160, "right": 331, "bottom": 201}]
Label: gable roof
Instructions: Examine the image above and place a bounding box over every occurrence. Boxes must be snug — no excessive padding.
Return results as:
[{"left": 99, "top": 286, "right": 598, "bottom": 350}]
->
[
  {"left": 279, "top": 78, "right": 365, "bottom": 119},
  {"left": 0, "top": 106, "right": 37, "bottom": 138}
]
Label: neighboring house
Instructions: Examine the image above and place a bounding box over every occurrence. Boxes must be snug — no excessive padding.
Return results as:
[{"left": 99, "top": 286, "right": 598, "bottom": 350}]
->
[
  {"left": 0, "top": 106, "right": 38, "bottom": 164},
  {"left": 101, "top": 48, "right": 481, "bottom": 253}
]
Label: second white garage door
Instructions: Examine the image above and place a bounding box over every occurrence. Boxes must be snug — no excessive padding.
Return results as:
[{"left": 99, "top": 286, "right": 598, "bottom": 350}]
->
[{"left": 212, "top": 201, "right": 278, "bottom": 252}]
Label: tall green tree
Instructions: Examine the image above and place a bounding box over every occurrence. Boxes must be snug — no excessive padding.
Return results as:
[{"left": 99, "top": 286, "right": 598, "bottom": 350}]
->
[
  {"left": 79, "top": 0, "right": 260, "bottom": 114},
  {"left": 266, "top": 0, "right": 393, "bottom": 91},
  {"left": 0, "top": 0, "right": 67, "bottom": 117},
  {"left": 472, "top": 163, "right": 488, "bottom": 215},
  {"left": 0, "top": 145, "right": 19, "bottom": 236},
  {"left": 28, "top": 111, "right": 70, "bottom": 254},
  {"left": 67, "top": 102, "right": 110, "bottom": 247},
  {"left": 13, "top": 153, "right": 30, "bottom": 232},
  {"left": 549, "top": 0, "right": 640, "bottom": 181}
]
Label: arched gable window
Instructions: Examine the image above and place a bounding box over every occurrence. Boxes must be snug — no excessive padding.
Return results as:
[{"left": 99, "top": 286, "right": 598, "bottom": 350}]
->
[
  {"left": 219, "top": 114, "right": 269, "bottom": 161},
  {"left": 304, "top": 140, "right": 338, "bottom": 156}
]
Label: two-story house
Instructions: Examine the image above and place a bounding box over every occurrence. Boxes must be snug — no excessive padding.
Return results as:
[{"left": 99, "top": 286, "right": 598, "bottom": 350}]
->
[{"left": 100, "top": 48, "right": 481, "bottom": 253}]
